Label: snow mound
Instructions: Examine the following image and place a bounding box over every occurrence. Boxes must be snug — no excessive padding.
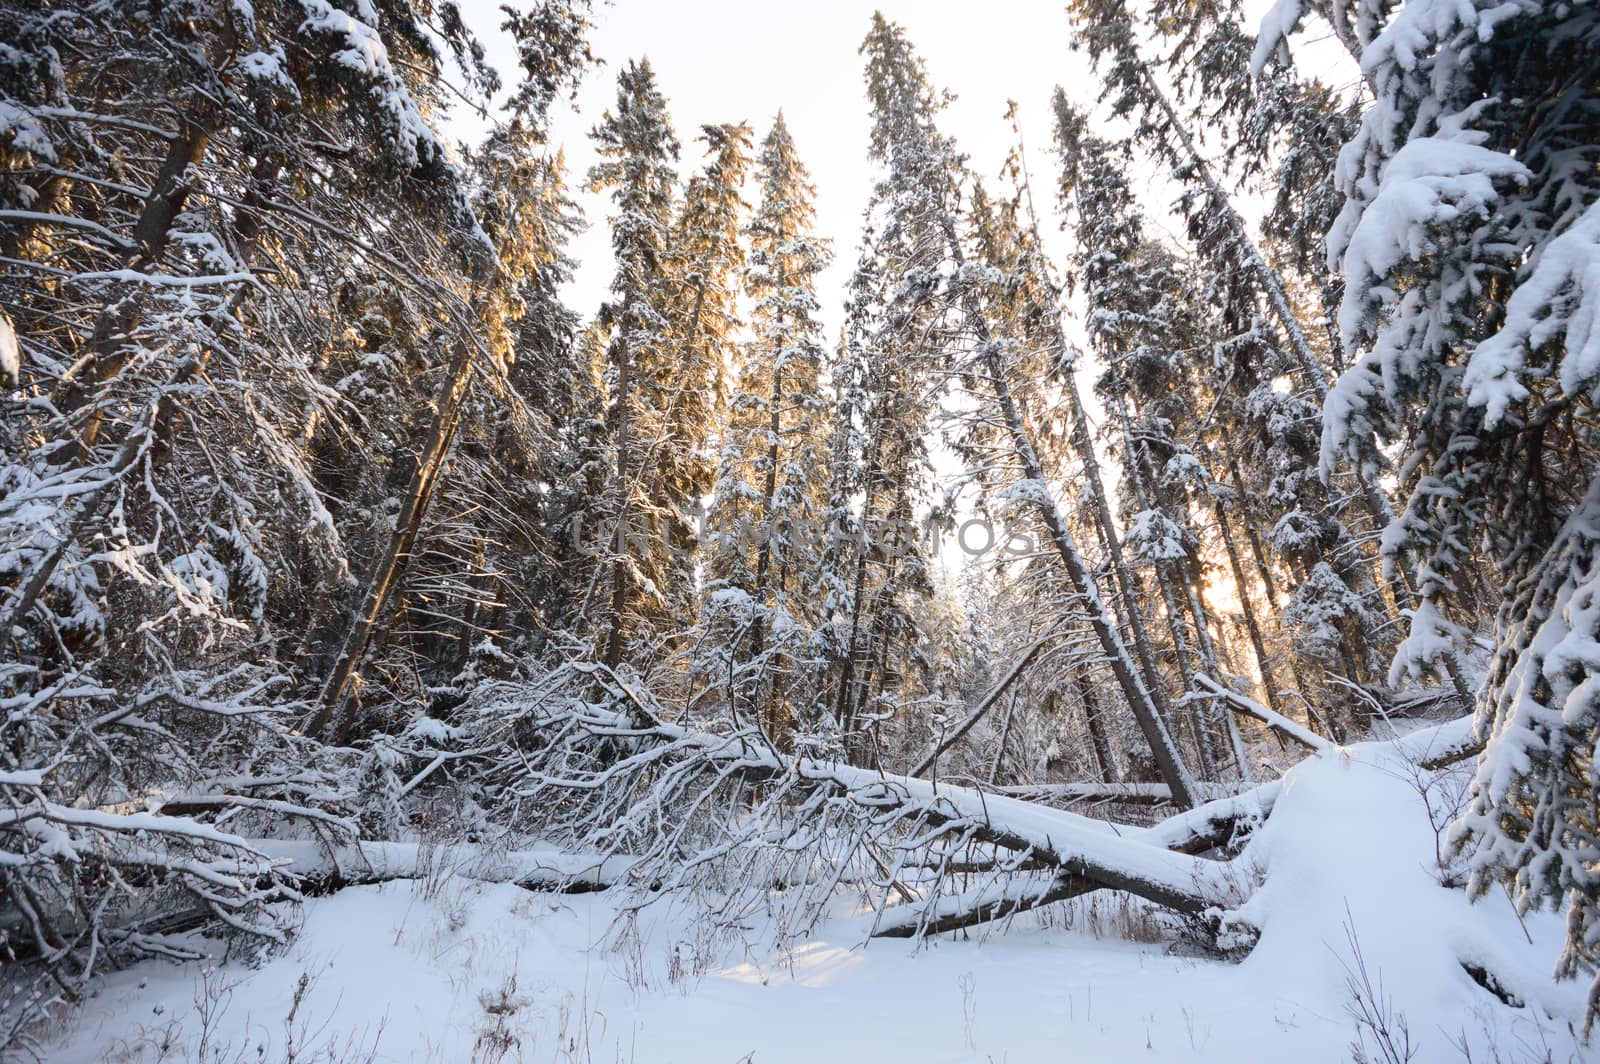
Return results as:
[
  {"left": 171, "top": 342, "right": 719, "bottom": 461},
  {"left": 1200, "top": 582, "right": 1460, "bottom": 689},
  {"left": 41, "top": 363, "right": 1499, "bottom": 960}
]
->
[{"left": 1229, "top": 733, "right": 1586, "bottom": 1056}]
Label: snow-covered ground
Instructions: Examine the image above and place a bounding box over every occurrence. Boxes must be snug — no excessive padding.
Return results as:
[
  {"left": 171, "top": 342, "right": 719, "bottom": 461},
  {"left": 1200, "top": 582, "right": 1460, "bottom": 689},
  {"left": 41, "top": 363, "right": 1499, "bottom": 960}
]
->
[{"left": 41, "top": 737, "right": 1593, "bottom": 1063}]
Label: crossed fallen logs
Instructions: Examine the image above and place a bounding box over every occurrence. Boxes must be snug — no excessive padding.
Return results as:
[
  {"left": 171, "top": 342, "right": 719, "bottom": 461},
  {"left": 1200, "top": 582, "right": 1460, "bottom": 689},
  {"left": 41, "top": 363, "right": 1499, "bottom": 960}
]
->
[
  {"left": 1, "top": 668, "right": 1481, "bottom": 993},
  {"left": 450, "top": 683, "right": 1271, "bottom": 944},
  {"left": 0, "top": 672, "right": 1490, "bottom": 1054},
  {"left": 443, "top": 671, "right": 1487, "bottom": 947}
]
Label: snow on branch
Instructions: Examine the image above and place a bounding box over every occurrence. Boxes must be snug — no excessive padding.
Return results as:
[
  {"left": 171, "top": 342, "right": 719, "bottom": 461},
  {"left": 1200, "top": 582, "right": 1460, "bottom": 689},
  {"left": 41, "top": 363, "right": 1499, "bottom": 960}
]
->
[
  {"left": 456, "top": 671, "right": 1246, "bottom": 946},
  {"left": 1464, "top": 198, "right": 1600, "bottom": 427},
  {"left": 1195, "top": 674, "right": 1333, "bottom": 754}
]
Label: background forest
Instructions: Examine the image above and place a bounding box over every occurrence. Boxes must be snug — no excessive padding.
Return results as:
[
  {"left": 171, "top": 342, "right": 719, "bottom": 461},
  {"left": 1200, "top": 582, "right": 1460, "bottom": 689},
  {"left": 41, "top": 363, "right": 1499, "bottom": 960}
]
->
[{"left": 2, "top": 0, "right": 1599, "bottom": 1058}]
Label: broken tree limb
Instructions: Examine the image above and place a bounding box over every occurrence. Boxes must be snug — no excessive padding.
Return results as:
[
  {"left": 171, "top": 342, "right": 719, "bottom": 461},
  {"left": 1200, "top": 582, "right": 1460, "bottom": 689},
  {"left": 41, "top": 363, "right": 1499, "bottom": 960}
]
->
[
  {"left": 870, "top": 716, "right": 1465, "bottom": 940},
  {"left": 872, "top": 872, "right": 1093, "bottom": 938},
  {"left": 1196, "top": 674, "right": 1333, "bottom": 754},
  {"left": 1138, "top": 781, "right": 1282, "bottom": 855},
  {"left": 910, "top": 626, "right": 1058, "bottom": 779},
  {"left": 1385, "top": 714, "right": 1481, "bottom": 771}
]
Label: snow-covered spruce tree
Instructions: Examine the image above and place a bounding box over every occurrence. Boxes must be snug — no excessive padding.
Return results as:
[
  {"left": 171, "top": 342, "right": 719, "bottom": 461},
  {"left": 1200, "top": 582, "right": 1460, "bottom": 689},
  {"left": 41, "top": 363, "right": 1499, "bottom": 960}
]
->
[
  {"left": 539, "top": 319, "right": 616, "bottom": 639},
  {"left": 1062, "top": 4, "right": 1399, "bottom": 732},
  {"left": 811, "top": 321, "right": 873, "bottom": 755},
  {"left": 1315, "top": 0, "right": 1600, "bottom": 1021},
  {"left": 1153, "top": 0, "right": 1399, "bottom": 619},
  {"left": 309, "top": 1, "right": 594, "bottom": 742},
  {"left": 979, "top": 108, "right": 1213, "bottom": 786},
  {"left": 650, "top": 121, "right": 752, "bottom": 662},
  {"left": 856, "top": 15, "right": 1198, "bottom": 803},
  {"left": 1066, "top": 0, "right": 1328, "bottom": 398},
  {"left": 408, "top": 62, "right": 590, "bottom": 706},
  {"left": 1223, "top": 4, "right": 1367, "bottom": 378},
  {"left": 961, "top": 179, "right": 1151, "bottom": 786},
  {"left": 698, "top": 114, "right": 834, "bottom": 744},
  {"left": 584, "top": 58, "right": 682, "bottom": 674},
  {"left": 0, "top": 0, "right": 574, "bottom": 1032},
  {"left": 822, "top": 234, "right": 939, "bottom": 765},
  {"left": 820, "top": 25, "right": 979, "bottom": 763},
  {"left": 1049, "top": 101, "right": 1255, "bottom": 777}
]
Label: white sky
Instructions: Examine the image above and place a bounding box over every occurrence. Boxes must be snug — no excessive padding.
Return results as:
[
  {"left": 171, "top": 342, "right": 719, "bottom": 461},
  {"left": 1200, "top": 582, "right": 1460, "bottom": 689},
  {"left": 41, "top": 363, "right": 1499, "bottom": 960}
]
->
[{"left": 453, "top": 1, "right": 1103, "bottom": 334}]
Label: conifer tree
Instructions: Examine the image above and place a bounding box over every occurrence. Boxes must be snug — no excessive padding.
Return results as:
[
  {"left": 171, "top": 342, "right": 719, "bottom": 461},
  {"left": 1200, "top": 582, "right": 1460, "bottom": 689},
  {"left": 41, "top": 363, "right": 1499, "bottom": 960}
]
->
[
  {"left": 963, "top": 182, "right": 1137, "bottom": 783},
  {"left": 311, "top": 2, "right": 594, "bottom": 739},
  {"left": 0, "top": 0, "right": 594, "bottom": 1006},
  {"left": 1319, "top": 0, "right": 1600, "bottom": 1020},
  {"left": 1059, "top": 5, "right": 1401, "bottom": 730},
  {"left": 855, "top": 14, "right": 1198, "bottom": 803},
  {"left": 585, "top": 58, "right": 681, "bottom": 671},
  {"left": 1049, "top": 99, "right": 1254, "bottom": 776},
  {"left": 700, "top": 114, "right": 834, "bottom": 741},
  {"left": 653, "top": 121, "right": 752, "bottom": 638}
]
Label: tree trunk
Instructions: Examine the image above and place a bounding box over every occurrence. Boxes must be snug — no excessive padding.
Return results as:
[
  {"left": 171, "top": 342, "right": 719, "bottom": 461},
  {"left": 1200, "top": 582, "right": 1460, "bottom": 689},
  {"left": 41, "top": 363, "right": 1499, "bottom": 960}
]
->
[
  {"left": 602, "top": 295, "right": 638, "bottom": 671},
  {"left": 1075, "top": 672, "right": 1121, "bottom": 784},
  {"left": 310, "top": 342, "right": 475, "bottom": 740},
  {"left": 911, "top": 630, "right": 1053, "bottom": 778},
  {"left": 1213, "top": 495, "right": 1287, "bottom": 720},
  {"left": 944, "top": 221, "right": 1198, "bottom": 807},
  {"left": 53, "top": 112, "right": 216, "bottom": 462},
  {"left": 742, "top": 300, "right": 787, "bottom": 729},
  {"left": 1112, "top": 393, "right": 1219, "bottom": 780},
  {"left": 1004, "top": 147, "right": 1179, "bottom": 748}
]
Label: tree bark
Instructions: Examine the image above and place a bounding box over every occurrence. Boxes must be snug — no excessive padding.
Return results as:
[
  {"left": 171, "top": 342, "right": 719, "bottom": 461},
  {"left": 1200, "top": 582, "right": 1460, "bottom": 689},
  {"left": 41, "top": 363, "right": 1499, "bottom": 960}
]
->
[
  {"left": 310, "top": 342, "right": 475, "bottom": 739},
  {"left": 742, "top": 292, "right": 787, "bottom": 729},
  {"left": 1213, "top": 495, "right": 1288, "bottom": 720},
  {"left": 1075, "top": 672, "right": 1121, "bottom": 784},
  {"left": 601, "top": 294, "right": 638, "bottom": 671}
]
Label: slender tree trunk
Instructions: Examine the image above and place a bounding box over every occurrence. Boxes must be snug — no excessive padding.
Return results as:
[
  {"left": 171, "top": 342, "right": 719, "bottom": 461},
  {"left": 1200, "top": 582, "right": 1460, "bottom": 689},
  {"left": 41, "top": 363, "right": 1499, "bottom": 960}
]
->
[
  {"left": 743, "top": 302, "right": 787, "bottom": 729},
  {"left": 53, "top": 112, "right": 216, "bottom": 461},
  {"left": 1213, "top": 496, "right": 1287, "bottom": 716},
  {"left": 910, "top": 630, "right": 1052, "bottom": 778},
  {"left": 832, "top": 416, "right": 886, "bottom": 736},
  {"left": 310, "top": 342, "right": 475, "bottom": 739},
  {"left": 944, "top": 223, "right": 1197, "bottom": 807},
  {"left": 1113, "top": 393, "right": 1220, "bottom": 779},
  {"left": 1075, "top": 672, "right": 1120, "bottom": 784},
  {"left": 602, "top": 295, "right": 638, "bottom": 671},
  {"left": 1007, "top": 141, "right": 1176, "bottom": 732},
  {"left": 988, "top": 690, "right": 1020, "bottom": 785},
  {"left": 1226, "top": 447, "right": 1282, "bottom": 611}
]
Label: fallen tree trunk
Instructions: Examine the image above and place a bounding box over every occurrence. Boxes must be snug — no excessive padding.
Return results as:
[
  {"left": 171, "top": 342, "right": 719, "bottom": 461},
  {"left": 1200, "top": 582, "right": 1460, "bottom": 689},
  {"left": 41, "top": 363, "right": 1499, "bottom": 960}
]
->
[
  {"left": 872, "top": 873, "right": 1094, "bottom": 938},
  {"left": 461, "top": 675, "right": 1240, "bottom": 945},
  {"left": 995, "top": 780, "right": 1247, "bottom": 807},
  {"left": 1196, "top": 674, "right": 1332, "bottom": 754},
  {"left": 250, "top": 839, "right": 632, "bottom": 895},
  {"left": 450, "top": 674, "right": 1470, "bottom": 948},
  {"left": 871, "top": 782, "right": 1280, "bottom": 938}
]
